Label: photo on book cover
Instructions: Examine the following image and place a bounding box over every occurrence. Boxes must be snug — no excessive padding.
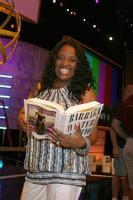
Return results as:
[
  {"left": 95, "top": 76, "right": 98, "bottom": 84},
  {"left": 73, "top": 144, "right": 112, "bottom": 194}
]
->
[{"left": 27, "top": 104, "right": 56, "bottom": 139}]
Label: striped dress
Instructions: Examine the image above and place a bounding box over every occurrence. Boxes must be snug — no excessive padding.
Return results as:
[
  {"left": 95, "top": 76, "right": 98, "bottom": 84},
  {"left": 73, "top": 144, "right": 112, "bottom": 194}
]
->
[{"left": 24, "top": 86, "right": 90, "bottom": 186}]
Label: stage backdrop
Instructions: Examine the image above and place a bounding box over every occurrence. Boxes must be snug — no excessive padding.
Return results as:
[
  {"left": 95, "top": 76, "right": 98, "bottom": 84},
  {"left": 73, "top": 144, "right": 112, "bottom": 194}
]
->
[
  {"left": 0, "top": 39, "right": 48, "bottom": 130},
  {"left": 0, "top": 39, "right": 123, "bottom": 130},
  {"left": 85, "top": 50, "right": 123, "bottom": 106}
]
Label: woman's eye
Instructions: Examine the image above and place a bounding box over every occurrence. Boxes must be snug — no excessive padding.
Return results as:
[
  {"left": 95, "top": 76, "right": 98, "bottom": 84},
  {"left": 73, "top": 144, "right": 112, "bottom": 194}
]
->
[
  {"left": 56, "top": 56, "right": 64, "bottom": 61},
  {"left": 69, "top": 59, "right": 77, "bottom": 63},
  {"left": 56, "top": 56, "right": 77, "bottom": 64}
]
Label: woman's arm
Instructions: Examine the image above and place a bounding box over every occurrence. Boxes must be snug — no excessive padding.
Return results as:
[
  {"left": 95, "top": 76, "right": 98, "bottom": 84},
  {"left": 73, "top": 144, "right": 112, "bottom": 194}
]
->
[
  {"left": 17, "top": 82, "right": 41, "bottom": 132},
  {"left": 111, "top": 118, "right": 127, "bottom": 139},
  {"left": 28, "top": 82, "right": 41, "bottom": 98},
  {"left": 110, "top": 127, "right": 120, "bottom": 159},
  {"left": 82, "top": 88, "right": 97, "bottom": 103}
]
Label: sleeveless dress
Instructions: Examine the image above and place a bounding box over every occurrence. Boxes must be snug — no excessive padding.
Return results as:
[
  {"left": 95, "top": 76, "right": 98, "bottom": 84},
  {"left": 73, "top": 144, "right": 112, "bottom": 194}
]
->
[{"left": 24, "top": 87, "right": 90, "bottom": 186}]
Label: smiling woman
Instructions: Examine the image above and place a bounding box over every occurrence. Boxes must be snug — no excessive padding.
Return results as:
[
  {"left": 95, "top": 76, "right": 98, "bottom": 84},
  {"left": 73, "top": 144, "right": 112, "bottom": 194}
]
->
[{"left": 18, "top": 36, "right": 98, "bottom": 200}]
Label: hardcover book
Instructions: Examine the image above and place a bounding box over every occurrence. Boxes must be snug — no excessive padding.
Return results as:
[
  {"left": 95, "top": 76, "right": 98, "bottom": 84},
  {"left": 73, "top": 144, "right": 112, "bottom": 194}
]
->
[{"left": 24, "top": 98, "right": 103, "bottom": 139}]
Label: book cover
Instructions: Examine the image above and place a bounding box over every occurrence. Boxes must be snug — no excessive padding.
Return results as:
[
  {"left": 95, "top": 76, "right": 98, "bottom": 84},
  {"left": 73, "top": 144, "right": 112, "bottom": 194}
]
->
[
  {"left": 98, "top": 105, "right": 111, "bottom": 126},
  {"left": 24, "top": 98, "right": 103, "bottom": 139}
]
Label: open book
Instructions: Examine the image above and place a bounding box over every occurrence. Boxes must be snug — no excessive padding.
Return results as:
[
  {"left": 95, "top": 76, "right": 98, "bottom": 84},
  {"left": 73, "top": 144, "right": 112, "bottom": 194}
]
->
[{"left": 24, "top": 98, "right": 103, "bottom": 139}]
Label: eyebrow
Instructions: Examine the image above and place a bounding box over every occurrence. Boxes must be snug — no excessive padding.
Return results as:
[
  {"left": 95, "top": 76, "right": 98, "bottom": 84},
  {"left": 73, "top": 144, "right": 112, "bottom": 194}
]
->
[{"left": 57, "top": 53, "right": 77, "bottom": 58}]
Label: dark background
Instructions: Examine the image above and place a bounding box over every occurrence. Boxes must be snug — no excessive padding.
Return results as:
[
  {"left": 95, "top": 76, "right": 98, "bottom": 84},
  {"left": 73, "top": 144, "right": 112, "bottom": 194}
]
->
[{"left": 20, "top": 0, "right": 133, "bottom": 66}]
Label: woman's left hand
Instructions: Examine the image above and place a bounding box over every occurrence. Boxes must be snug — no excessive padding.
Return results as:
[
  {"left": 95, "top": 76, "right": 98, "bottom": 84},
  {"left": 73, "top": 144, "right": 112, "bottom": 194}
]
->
[{"left": 48, "top": 124, "right": 86, "bottom": 148}]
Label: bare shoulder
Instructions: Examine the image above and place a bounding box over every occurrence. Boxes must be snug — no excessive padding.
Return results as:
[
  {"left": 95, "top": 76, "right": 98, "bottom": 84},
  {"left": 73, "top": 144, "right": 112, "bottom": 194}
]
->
[
  {"left": 82, "top": 88, "right": 97, "bottom": 103},
  {"left": 36, "top": 82, "right": 41, "bottom": 91},
  {"left": 28, "top": 81, "right": 41, "bottom": 98}
]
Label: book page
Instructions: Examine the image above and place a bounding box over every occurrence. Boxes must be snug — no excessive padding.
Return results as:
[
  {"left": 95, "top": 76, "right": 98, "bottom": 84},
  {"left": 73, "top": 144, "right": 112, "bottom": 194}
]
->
[
  {"left": 26, "top": 98, "right": 65, "bottom": 113},
  {"left": 65, "top": 101, "right": 100, "bottom": 114},
  {"left": 64, "top": 104, "right": 103, "bottom": 137}
]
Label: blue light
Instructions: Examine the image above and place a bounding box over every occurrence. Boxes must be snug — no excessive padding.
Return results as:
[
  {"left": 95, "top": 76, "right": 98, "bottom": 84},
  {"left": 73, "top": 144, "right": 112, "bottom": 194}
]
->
[
  {"left": 0, "top": 106, "right": 9, "bottom": 109},
  {"left": 0, "top": 127, "right": 6, "bottom": 129},
  {"left": 0, "top": 160, "right": 3, "bottom": 169},
  {"left": 0, "top": 85, "right": 11, "bottom": 88},
  {"left": 0, "top": 75, "right": 13, "bottom": 78},
  {"left": 0, "top": 95, "right": 10, "bottom": 98},
  {"left": 0, "top": 116, "right": 5, "bottom": 119}
]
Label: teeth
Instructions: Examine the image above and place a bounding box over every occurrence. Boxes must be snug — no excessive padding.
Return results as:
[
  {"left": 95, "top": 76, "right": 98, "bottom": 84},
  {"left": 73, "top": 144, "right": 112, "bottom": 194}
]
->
[{"left": 60, "top": 69, "right": 69, "bottom": 75}]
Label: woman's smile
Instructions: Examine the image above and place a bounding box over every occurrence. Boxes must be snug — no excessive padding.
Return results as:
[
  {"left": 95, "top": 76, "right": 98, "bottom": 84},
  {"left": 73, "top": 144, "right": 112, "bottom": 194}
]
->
[{"left": 58, "top": 67, "right": 71, "bottom": 75}]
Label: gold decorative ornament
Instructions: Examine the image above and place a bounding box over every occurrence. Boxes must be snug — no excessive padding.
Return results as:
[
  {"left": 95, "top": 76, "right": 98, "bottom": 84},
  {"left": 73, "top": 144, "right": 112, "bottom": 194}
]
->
[{"left": 0, "top": 0, "right": 21, "bottom": 64}]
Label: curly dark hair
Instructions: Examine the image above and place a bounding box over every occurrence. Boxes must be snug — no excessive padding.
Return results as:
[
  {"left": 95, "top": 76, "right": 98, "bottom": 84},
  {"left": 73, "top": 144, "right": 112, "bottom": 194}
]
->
[{"left": 40, "top": 37, "right": 96, "bottom": 101}]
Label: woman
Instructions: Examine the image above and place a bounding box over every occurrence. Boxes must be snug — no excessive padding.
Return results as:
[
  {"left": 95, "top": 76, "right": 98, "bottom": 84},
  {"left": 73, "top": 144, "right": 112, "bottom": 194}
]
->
[{"left": 18, "top": 37, "right": 98, "bottom": 200}]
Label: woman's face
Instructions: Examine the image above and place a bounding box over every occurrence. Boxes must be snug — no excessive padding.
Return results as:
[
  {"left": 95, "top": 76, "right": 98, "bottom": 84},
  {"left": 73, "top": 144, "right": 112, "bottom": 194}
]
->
[{"left": 55, "top": 44, "right": 78, "bottom": 84}]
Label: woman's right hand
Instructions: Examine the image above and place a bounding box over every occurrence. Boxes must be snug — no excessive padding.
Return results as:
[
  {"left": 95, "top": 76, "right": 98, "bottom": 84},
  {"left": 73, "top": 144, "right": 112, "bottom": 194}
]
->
[
  {"left": 18, "top": 109, "right": 27, "bottom": 132},
  {"left": 17, "top": 82, "right": 41, "bottom": 134}
]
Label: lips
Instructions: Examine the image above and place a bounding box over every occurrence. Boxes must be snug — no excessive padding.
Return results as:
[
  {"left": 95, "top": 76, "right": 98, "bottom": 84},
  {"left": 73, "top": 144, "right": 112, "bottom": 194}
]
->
[{"left": 59, "top": 68, "right": 70, "bottom": 75}]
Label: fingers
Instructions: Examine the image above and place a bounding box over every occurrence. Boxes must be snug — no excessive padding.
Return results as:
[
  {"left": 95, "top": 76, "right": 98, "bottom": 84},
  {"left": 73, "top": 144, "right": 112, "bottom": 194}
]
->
[
  {"left": 48, "top": 127, "right": 62, "bottom": 145},
  {"left": 48, "top": 126, "right": 85, "bottom": 148},
  {"left": 27, "top": 125, "right": 36, "bottom": 135},
  {"left": 75, "top": 123, "right": 81, "bottom": 135}
]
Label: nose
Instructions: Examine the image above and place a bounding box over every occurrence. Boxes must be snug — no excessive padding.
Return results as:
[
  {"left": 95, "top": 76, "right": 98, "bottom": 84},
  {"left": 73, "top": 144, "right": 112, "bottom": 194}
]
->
[{"left": 62, "top": 58, "right": 69, "bottom": 65}]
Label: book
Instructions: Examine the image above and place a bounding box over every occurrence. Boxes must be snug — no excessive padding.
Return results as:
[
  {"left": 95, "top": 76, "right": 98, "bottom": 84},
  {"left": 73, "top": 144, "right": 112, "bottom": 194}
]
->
[
  {"left": 98, "top": 105, "right": 111, "bottom": 126},
  {"left": 24, "top": 98, "right": 103, "bottom": 140}
]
